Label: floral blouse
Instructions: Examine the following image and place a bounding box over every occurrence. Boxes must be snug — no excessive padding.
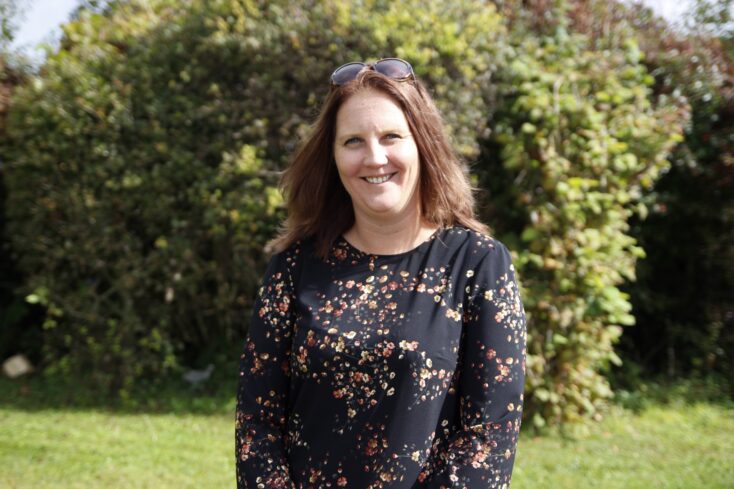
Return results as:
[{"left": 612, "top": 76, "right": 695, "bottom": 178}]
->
[{"left": 236, "top": 226, "right": 527, "bottom": 488}]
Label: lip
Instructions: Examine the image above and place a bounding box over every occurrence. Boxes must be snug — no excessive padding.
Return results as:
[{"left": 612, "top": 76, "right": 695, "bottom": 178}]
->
[{"left": 362, "top": 172, "right": 397, "bottom": 184}]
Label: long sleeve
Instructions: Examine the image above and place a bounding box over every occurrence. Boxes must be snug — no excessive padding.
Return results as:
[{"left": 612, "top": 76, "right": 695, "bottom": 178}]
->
[
  {"left": 235, "top": 250, "right": 298, "bottom": 489},
  {"left": 424, "top": 241, "right": 527, "bottom": 488}
]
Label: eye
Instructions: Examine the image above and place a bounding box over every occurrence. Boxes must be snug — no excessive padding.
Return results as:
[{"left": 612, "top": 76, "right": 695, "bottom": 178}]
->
[
  {"left": 344, "top": 137, "right": 361, "bottom": 146},
  {"left": 384, "top": 133, "right": 402, "bottom": 141}
]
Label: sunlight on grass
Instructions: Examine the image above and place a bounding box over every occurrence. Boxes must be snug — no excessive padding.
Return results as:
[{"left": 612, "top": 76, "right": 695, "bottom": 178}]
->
[
  {"left": 512, "top": 404, "right": 734, "bottom": 489},
  {"left": 1, "top": 402, "right": 732, "bottom": 488},
  {"left": 0, "top": 409, "right": 233, "bottom": 488}
]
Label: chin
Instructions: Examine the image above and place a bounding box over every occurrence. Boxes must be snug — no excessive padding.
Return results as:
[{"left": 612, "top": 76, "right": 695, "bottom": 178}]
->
[
  {"left": 361, "top": 199, "right": 402, "bottom": 213},
  {"left": 364, "top": 206, "right": 408, "bottom": 219}
]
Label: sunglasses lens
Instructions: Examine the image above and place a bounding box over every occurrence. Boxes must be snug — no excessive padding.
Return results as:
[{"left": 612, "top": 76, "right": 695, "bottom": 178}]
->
[
  {"left": 374, "top": 58, "right": 413, "bottom": 79},
  {"left": 330, "top": 58, "right": 414, "bottom": 86},
  {"left": 331, "top": 62, "right": 366, "bottom": 86}
]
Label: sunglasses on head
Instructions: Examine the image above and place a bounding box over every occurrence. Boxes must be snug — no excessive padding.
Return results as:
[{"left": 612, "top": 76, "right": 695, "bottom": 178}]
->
[{"left": 330, "top": 58, "right": 415, "bottom": 86}]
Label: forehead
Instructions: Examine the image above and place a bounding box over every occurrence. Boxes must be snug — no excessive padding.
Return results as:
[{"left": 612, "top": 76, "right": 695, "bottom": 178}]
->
[{"left": 335, "top": 89, "right": 409, "bottom": 134}]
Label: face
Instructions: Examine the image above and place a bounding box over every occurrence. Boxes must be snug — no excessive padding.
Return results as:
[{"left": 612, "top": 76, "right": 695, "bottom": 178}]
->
[{"left": 333, "top": 88, "right": 421, "bottom": 225}]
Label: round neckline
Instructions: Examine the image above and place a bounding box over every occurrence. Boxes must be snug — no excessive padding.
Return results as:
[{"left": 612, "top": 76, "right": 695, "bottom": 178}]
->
[{"left": 338, "top": 227, "right": 446, "bottom": 259}]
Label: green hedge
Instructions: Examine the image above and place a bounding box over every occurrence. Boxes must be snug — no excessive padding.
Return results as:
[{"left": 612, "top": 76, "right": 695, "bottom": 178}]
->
[
  {"left": 480, "top": 29, "right": 685, "bottom": 426},
  {"left": 2, "top": 0, "right": 693, "bottom": 425},
  {"left": 542, "top": 0, "right": 734, "bottom": 394},
  {"left": 605, "top": 1, "right": 734, "bottom": 390},
  {"left": 2, "top": 0, "right": 504, "bottom": 396}
]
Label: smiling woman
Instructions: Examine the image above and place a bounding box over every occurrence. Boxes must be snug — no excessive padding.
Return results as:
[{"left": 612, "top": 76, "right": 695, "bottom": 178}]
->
[
  {"left": 235, "top": 58, "right": 528, "bottom": 488},
  {"left": 269, "top": 59, "right": 491, "bottom": 259},
  {"left": 333, "top": 88, "right": 427, "bottom": 254}
]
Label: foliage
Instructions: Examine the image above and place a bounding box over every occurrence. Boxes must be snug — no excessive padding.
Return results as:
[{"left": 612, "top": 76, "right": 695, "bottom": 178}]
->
[
  {"left": 490, "top": 0, "right": 734, "bottom": 405},
  {"left": 0, "top": 0, "right": 21, "bottom": 47},
  {"left": 479, "top": 27, "right": 686, "bottom": 426},
  {"left": 625, "top": 0, "right": 734, "bottom": 392},
  {"left": 1, "top": 2, "right": 37, "bottom": 365},
  {"left": 2, "top": 0, "right": 505, "bottom": 394},
  {"left": 556, "top": 0, "right": 734, "bottom": 391},
  {"left": 685, "top": 0, "right": 734, "bottom": 39},
  {"left": 3, "top": 0, "right": 717, "bottom": 429},
  {"left": 625, "top": 133, "right": 734, "bottom": 390}
]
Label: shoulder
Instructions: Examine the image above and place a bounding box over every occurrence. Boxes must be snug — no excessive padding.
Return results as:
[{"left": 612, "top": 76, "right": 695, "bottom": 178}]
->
[
  {"left": 438, "top": 227, "right": 518, "bottom": 291},
  {"left": 438, "top": 226, "right": 511, "bottom": 264},
  {"left": 265, "top": 236, "right": 314, "bottom": 280}
]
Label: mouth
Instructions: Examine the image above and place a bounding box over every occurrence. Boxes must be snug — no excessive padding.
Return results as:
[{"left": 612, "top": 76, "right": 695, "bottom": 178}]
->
[{"left": 363, "top": 173, "right": 397, "bottom": 184}]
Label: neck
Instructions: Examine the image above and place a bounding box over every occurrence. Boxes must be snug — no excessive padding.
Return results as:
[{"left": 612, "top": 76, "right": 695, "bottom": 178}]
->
[{"left": 345, "top": 211, "right": 439, "bottom": 255}]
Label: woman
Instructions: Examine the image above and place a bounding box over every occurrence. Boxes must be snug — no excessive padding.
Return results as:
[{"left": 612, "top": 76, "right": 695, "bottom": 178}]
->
[{"left": 236, "top": 58, "right": 527, "bottom": 488}]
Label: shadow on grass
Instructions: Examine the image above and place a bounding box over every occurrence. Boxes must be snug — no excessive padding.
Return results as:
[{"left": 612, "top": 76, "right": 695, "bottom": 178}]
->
[
  {"left": 0, "top": 362, "right": 239, "bottom": 415},
  {"left": 612, "top": 375, "right": 734, "bottom": 413},
  {"left": 4, "top": 362, "right": 732, "bottom": 420}
]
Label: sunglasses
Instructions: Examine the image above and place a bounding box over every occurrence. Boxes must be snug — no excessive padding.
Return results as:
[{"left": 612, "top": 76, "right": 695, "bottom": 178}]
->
[{"left": 330, "top": 58, "right": 415, "bottom": 86}]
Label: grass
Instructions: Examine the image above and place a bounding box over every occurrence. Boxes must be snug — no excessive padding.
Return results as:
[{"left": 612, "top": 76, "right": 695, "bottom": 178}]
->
[
  {"left": 0, "top": 409, "right": 233, "bottom": 489},
  {"left": 513, "top": 403, "right": 734, "bottom": 489},
  {"left": 1, "top": 376, "right": 732, "bottom": 488}
]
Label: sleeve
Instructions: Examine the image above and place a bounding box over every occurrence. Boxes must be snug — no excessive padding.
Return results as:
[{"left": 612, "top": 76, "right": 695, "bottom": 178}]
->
[
  {"left": 235, "top": 250, "right": 298, "bottom": 489},
  {"left": 426, "top": 240, "right": 527, "bottom": 489}
]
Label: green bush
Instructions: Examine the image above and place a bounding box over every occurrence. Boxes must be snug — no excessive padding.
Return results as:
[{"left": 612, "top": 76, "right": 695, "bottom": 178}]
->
[
  {"left": 554, "top": 0, "right": 734, "bottom": 394},
  {"left": 479, "top": 29, "right": 685, "bottom": 426},
  {"left": 2, "top": 0, "right": 504, "bottom": 394},
  {"left": 1, "top": 29, "right": 39, "bottom": 364},
  {"left": 3, "top": 0, "right": 701, "bottom": 427},
  {"left": 619, "top": 4, "right": 734, "bottom": 391}
]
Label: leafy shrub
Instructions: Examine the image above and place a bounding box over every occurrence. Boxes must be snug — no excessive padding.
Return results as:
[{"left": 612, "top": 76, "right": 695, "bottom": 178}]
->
[
  {"left": 1, "top": 42, "right": 39, "bottom": 365},
  {"left": 2, "top": 0, "right": 504, "bottom": 394},
  {"left": 479, "top": 29, "right": 686, "bottom": 426},
  {"left": 562, "top": 0, "right": 734, "bottom": 394},
  {"left": 620, "top": 4, "right": 734, "bottom": 392},
  {"left": 3, "top": 0, "right": 703, "bottom": 427}
]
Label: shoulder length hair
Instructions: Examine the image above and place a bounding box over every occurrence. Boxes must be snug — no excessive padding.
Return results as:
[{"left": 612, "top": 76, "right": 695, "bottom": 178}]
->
[{"left": 268, "top": 68, "right": 489, "bottom": 259}]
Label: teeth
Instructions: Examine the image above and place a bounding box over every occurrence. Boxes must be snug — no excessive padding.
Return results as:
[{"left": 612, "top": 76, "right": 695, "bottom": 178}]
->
[{"left": 365, "top": 174, "right": 392, "bottom": 184}]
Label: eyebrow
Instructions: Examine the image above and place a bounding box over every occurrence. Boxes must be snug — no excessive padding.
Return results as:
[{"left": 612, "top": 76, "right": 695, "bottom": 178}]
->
[
  {"left": 335, "top": 132, "right": 360, "bottom": 141},
  {"left": 335, "top": 128, "right": 408, "bottom": 140}
]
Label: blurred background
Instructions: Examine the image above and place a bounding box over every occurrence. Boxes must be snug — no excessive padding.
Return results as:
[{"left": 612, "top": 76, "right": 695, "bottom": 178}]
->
[{"left": 1, "top": 0, "right": 732, "bottom": 487}]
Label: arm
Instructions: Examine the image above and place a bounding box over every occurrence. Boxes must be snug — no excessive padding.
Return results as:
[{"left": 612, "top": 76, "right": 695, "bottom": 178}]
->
[
  {"left": 426, "top": 241, "right": 527, "bottom": 488},
  {"left": 235, "top": 250, "right": 298, "bottom": 489}
]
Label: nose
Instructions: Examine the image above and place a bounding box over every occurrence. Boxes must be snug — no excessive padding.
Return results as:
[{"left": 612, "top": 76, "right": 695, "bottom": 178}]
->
[{"left": 364, "top": 139, "right": 388, "bottom": 167}]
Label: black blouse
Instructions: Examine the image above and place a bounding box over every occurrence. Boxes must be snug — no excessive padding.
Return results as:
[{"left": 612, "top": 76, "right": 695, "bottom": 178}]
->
[{"left": 236, "top": 226, "right": 527, "bottom": 488}]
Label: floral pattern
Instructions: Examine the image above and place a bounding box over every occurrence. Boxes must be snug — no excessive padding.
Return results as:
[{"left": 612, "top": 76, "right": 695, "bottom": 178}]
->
[{"left": 236, "top": 227, "right": 527, "bottom": 488}]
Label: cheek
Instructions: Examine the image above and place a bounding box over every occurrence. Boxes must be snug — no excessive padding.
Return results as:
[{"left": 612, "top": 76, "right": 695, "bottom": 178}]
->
[
  {"left": 334, "top": 155, "right": 360, "bottom": 193},
  {"left": 335, "top": 156, "right": 357, "bottom": 181},
  {"left": 397, "top": 146, "right": 420, "bottom": 177},
  {"left": 333, "top": 150, "right": 348, "bottom": 177}
]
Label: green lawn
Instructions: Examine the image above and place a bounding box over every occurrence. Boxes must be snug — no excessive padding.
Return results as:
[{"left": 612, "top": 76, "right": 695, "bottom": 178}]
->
[
  {"left": 0, "top": 408, "right": 234, "bottom": 488},
  {"left": 513, "top": 403, "right": 734, "bottom": 489},
  {"left": 1, "top": 387, "right": 732, "bottom": 488}
]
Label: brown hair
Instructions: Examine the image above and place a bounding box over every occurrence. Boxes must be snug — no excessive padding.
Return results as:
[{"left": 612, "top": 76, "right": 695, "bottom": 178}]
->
[{"left": 268, "top": 68, "right": 489, "bottom": 259}]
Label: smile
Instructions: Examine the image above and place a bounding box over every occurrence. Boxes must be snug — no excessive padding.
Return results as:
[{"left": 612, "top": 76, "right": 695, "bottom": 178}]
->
[{"left": 363, "top": 173, "right": 396, "bottom": 184}]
